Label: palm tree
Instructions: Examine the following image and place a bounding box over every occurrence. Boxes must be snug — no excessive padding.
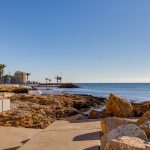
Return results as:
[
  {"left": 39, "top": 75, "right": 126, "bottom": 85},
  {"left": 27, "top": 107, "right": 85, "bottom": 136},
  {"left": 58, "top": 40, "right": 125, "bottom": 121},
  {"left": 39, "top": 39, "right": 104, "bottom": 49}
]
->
[
  {"left": 0, "top": 64, "right": 6, "bottom": 84},
  {"left": 55, "top": 75, "right": 62, "bottom": 84},
  {"left": 48, "top": 79, "right": 51, "bottom": 84},
  {"left": 58, "top": 76, "right": 61, "bottom": 84},
  {"left": 55, "top": 75, "right": 58, "bottom": 84},
  {"left": 26, "top": 73, "right": 31, "bottom": 83},
  {"left": 45, "top": 78, "right": 48, "bottom": 84}
]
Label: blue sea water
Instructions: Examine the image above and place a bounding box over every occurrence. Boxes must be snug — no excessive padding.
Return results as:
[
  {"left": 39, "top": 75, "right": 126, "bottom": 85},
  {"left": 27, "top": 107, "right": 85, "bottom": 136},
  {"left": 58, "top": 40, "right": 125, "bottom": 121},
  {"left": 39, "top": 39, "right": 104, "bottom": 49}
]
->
[{"left": 54, "top": 83, "right": 150, "bottom": 102}]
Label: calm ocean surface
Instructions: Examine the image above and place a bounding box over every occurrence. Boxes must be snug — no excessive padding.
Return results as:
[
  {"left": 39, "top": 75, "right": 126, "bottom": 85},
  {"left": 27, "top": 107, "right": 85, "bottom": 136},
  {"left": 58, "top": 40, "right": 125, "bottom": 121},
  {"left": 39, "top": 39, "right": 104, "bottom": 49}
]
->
[{"left": 54, "top": 83, "right": 150, "bottom": 102}]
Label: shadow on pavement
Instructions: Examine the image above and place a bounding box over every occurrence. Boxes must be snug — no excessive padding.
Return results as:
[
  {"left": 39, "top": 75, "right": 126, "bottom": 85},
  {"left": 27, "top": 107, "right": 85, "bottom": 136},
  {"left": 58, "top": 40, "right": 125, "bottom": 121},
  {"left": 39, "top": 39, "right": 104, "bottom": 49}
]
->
[
  {"left": 69, "top": 119, "right": 100, "bottom": 124},
  {"left": 3, "top": 146, "right": 21, "bottom": 150},
  {"left": 73, "top": 131, "right": 100, "bottom": 141},
  {"left": 83, "top": 145, "right": 100, "bottom": 150},
  {"left": 20, "top": 139, "right": 30, "bottom": 145}
]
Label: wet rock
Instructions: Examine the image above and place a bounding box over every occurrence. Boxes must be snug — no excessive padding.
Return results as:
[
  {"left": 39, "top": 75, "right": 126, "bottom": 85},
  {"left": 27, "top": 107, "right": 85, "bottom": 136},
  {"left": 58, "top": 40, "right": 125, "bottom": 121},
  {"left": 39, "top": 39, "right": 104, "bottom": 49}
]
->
[
  {"left": 100, "top": 124, "right": 147, "bottom": 150},
  {"left": 106, "top": 94, "right": 134, "bottom": 117},
  {"left": 73, "top": 101, "right": 85, "bottom": 110},
  {"left": 101, "top": 117, "right": 137, "bottom": 134}
]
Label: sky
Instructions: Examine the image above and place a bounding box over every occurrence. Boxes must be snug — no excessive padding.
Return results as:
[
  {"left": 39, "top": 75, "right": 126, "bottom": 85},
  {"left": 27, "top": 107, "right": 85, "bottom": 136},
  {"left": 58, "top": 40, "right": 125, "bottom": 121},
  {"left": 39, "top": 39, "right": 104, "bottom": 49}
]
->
[{"left": 0, "top": 0, "right": 150, "bottom": 83}]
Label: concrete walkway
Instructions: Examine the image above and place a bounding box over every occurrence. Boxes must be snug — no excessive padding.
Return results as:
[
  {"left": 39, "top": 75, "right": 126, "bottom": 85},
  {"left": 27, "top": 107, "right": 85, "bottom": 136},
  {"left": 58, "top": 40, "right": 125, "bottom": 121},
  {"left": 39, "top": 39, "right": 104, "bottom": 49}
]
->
[
  {"left": 0, "top": 126, "right": 42, "bottom": 150},
  {"left": 19, "top": 119, "right": 100, "bottom": 150}
]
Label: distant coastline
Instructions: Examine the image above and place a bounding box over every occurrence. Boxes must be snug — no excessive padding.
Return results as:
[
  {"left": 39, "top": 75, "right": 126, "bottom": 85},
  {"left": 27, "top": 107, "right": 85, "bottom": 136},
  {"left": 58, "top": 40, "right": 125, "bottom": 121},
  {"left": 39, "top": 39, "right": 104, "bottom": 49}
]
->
[{"left": 54, "top": 83, "right": 150, "bottom": 102}]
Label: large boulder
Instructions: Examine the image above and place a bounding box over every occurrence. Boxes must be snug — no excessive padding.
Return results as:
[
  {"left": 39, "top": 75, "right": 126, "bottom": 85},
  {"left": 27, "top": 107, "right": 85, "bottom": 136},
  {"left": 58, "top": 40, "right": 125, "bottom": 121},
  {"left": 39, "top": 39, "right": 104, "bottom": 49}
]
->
[
  {"left": 106, "top": 94, "right": 134, "bottom": 117},
  {"left": 139, "top": 121, "right": 150, "bottom": 138},
  {"left": 137, "top": 110, "right": 150, "bottom": 124},
  {"left": 137, "top": 110, "right": 150, "bottom": 138},
  {"left": 104, "top": 136, "right": 150, "bottom": 150},
  {"left": 100, "top": 124, "right": 147, "bottom": 150},
  {"left": 66, "top": 114, "right": 85, "bottom": 121},
  {"left": 88, "top": 109, "right": 109, "bottom": 119},
  {"left": 101, "top": 117, "right": 137, "bottom": 134},
  {"left": 132, "top": 101, "right": 150, "bottom": 117}
]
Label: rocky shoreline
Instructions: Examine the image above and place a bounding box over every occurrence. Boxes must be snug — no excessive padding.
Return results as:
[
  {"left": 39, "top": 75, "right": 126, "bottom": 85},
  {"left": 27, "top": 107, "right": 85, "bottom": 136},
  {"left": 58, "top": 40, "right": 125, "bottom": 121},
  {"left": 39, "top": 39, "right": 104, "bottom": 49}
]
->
[
  {"left": 0, "top": 85, "right": 150, "bottom": 149},
  {"left": 0, "top": 93, "right": 104, "bottom": 129},
  {"left": 0, "top": 88, "right": 149, "bottom": 129},
  {"left": 0, "top": 85, "right": 32, "bottom": 93}
]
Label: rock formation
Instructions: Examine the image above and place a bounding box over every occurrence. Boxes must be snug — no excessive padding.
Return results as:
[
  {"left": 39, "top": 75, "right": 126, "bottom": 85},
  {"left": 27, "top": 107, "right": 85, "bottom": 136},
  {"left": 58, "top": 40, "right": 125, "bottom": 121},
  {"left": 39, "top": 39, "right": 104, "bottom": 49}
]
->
[
  {"left": 106, "top": 94, "right": 134, "bottom": 117},
  {"left": 137, "top": 110, "right": 150, "bottom": 138},
  {"left": 138, "top": 110, "right": 150, "bottom": 124},
  {"left": 132, "top": 101, "right": 150, "bottom": 117},
  {"left": 0, "top": 93, "right": 101, "bottom": 129},
  {"left": 88, "top": 109, "right": 108, "bottom": 119},
  {"left": 101, "top": 117, "right": 137, "bottom": 134},
  {"left": 100, "top": 124, "right": 148, "bottom": 150},
  {"left": 104, "top": 136, "right": 150, "bottom": 150},
  {"left": 139, "top": 121, "right": 150, "bottom": 138},
  {"left": 66, "top": 114, "right": 85, "bottom": 120}
]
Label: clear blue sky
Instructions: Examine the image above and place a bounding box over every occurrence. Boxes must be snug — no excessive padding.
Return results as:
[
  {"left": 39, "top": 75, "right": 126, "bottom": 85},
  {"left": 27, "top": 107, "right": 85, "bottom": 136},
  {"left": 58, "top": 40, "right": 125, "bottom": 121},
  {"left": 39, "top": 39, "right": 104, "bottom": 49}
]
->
[{"left": 0, "top": 0, "right": 150, "bottom": 83}]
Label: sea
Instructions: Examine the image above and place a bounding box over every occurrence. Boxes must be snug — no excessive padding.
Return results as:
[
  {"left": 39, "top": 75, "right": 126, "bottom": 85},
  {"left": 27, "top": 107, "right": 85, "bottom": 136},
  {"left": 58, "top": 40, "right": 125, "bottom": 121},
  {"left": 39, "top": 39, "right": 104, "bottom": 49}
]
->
[{"left": 53, "top": 83, "right": 150, "bottom": 103}]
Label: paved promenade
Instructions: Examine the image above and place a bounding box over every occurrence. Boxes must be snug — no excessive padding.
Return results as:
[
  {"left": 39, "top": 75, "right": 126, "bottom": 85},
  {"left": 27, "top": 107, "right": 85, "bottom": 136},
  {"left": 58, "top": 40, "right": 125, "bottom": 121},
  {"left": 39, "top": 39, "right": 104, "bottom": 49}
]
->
[
  {"left": 0, "top": 126, "right": 42, "bottom": 150},
  {"left": 19, "top": 119, "right": 100, "bottom": 150}
]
